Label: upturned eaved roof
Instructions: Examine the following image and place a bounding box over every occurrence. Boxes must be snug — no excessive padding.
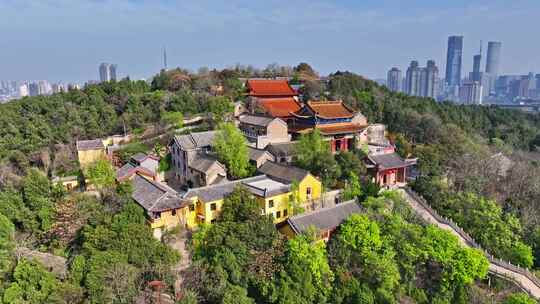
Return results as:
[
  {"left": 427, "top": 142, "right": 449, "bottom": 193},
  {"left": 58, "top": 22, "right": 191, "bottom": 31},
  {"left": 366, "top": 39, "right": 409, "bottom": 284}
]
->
[
  {"left": 293, "top": 100, "right": 355, "bottom": 120},
  {"left": 247, "top": 79, "right": 297, "bottom": 97},
  {"left": 257, "top": 161, "right": 311, "bottom": 184},
  {"left": 257, "top": 98, "right": 302, "bottom": 118},
  {"left": 367, "top": 153, "right": 411, "bottom": 170},
  {"left": 172, "top": 131, "right": 218, "bottom": 150},
  {"left": 287, "top": 200, "right": 361, "bottom": 235},
  {"left": 131, "top": 175, "right": 188, "bottom": 212},
  {"left": 76, "top": 139, "right": 105, "bottom": 151}
]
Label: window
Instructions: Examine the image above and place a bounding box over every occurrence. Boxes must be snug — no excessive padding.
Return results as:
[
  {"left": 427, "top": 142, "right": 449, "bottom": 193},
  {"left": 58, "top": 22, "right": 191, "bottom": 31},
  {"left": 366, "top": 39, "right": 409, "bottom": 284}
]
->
[
  {"left": 210, "top": 203, "right": 217, "bottom": 211},
  {"left": 261, "top": 208, "right": 265, "bottom": 215},
  {"left": 172, "top": 209, "right": 177, "bottom": 216},
  {"left": 211, "top": 219, "right": 216, "bottom": 224},
  {"left": 189, "top": 204, "right": 195, "bottom": 212},
  {"left": 306, "top": 187, "right": 312, "bottom": 199},
  {"left": 276, "top": 211, "right": 281, "bottom": 218},
  {"left": 289, "top": 194, "right": 294, "bottom": 202},
  {"left": 283, "top": 209, "right": 288, "bottom": 217},
  {"left": 268, "top": 200, "right": 274, "bottom": 208},
  {"left": 153, "top": 212, "right": 161, "bottom": 219}
]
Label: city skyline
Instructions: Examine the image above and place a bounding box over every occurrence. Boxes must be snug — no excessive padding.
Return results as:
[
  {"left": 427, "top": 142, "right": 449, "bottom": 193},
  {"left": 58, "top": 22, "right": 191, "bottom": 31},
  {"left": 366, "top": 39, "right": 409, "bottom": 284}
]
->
[{"left": 0, "top": 0, "right": 539, "bottom": 82}]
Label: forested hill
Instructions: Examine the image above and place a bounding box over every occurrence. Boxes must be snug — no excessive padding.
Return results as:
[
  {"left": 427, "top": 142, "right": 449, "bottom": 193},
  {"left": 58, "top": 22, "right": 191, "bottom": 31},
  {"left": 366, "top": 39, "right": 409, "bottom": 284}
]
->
[{"left": 1, "top": 65, "right": 540, "bottom": 303}]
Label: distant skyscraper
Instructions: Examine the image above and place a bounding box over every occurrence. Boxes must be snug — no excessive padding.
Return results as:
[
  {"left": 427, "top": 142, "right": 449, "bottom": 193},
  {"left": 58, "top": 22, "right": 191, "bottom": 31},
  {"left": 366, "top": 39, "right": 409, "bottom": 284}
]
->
[
  {"left": 404, "top": 60, "right": 438, "bottom": 98},
  {"left": 28, "top": 83, "right": 39, "bottom": 97},
  {"left": 110, "top": 64, "right": 117, "bottom": 81},
  {"left": 405, "top": 61, "right": 422, "bottom": 96},
  {"left": 423, "top": 60, "right": 439, "bottom": 98},
  {"left": 99, "top": 63, "right": 111, "bottom": 82},
  {"left": 472, "top": 41, "right": 482, "bottom": 82},
  {"left": 485, "top": 41, "right": 502, "bottom": 94},
  {"left": 99, "top": 63, "right": 118, "bottom": 82},
  {"left": 19, "top": 84, "right": 29, "bottom": 97},
  {"left": 459, "top": 81, "right": 483, "bottom": 104},
  {"left": 445, "top": 36, "right": 463, "bottom": 88},
  {"left": 387, "top": 67, "right": 402, "bottom": 92}
]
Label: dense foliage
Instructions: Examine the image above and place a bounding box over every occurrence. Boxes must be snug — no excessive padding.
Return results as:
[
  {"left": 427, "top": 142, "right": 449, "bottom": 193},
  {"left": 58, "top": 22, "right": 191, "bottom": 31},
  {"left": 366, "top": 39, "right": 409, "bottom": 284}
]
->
[
  {"left": 1, "top": 64, "right": 539, "bottom": 303},
  {"left": 188, "top": 188, "right": 489, "bottom": 304}
]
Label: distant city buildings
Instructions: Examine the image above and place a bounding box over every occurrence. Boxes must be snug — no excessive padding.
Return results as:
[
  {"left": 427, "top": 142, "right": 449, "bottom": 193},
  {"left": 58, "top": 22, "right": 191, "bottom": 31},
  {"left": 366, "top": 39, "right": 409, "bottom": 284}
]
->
[
  {"left": 386, "top": 67, "right": 402, "bottom": 92},
  {"left": 99, "top": 63, "right": 118, "bottom": 82},
  {"left": 485, "top": 42, "right": 502, "bottom": 94},
  {"left": 445, "top": 36, "right": 463, "bottom": 89},
  {"left": 459, "top": 81, "right": 483, "bottom": 104},
  {"left": 404, "top": 60, "right": 439, "bottom": 98}
]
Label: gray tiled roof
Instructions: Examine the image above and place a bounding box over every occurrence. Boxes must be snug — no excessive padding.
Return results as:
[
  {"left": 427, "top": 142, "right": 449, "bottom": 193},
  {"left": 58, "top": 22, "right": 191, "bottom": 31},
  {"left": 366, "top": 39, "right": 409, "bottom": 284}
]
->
[
  {"left": 131, "top": 175, "right": 187, "bottom": 212},
  {"left": 367, "top": 153, "right": 410, "bottom": 170},
  {"left": 131, "top": 152, "right": 148, "bottom": 163},
  {"left": 239, "top": 115, "right": 275, "bottom": 127},
  {"left": 189, "top": 154, "right": 224, "bottom": 173},
  {"left": 257, "top": 161, "right": 310, "bottom": 184},
  {"left": 248, "top": 147, "right": 272, "bottom": 161},
  {"left": 182, "top": 175, "right": 269, "bottom": 202},
  {"left": 242, "top": 177, "right": 290, "bottom": 197},
  {"left": 287, "top": 200, "right": 361, "bottom": 234},
  {"left": 116, "top": 163, "right": 137, "bottom": 180},
  {"left": 76, "top": 139, "right": 104, "bottom": 151},
  {"left": 266, "top": 141, "right": 297, "bottom": 157},
  {"left": 172, "top": 131, "right": 218, "bottom": 151}
]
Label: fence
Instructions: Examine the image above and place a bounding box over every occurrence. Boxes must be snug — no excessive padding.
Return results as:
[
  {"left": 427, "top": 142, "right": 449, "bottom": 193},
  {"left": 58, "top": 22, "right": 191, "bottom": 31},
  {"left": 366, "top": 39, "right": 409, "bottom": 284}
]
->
[{"left": 403, "top": 187, "right": 540, "bottom": 298}]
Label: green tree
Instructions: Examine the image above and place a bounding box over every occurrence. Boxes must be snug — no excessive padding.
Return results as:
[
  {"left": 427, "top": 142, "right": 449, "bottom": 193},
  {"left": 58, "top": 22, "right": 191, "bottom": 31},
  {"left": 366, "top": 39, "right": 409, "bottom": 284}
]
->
[
  {"left": 213, "top": 123, "right": 250, "bottom": 179},
  {"left": 21, "top": 169, "right": 55, "bottom": 233},
  {"left": 3, "top": 259, "right": 62, "bottom": 304},
  {"left": 295, "top": 129, "right": 340, "bottom": 187},
  {"left": 85, "top": 159, "right": 116, "bottom": 190},
  {"left": 503, "top": 292, "right": 537, "bottom": 304},
  {"left": 208, "top": 96, "right": 234, "bottom": 124},
  {"left": 342, "top": 172, "right": 362, "bottom": 201},
  {"left": 286, "top": 235, "right": 334, "bottom": 299},
  {"left": 0, "top": 214, "right": 15, "bottom": 276},
  {"left": 161, "top": 111, "right": 184, "bottom": 129}
]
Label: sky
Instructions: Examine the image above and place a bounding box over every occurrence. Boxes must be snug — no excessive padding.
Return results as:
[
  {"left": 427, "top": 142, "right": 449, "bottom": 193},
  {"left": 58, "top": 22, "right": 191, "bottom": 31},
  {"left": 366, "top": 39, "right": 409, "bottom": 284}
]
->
[{"left": 0, "top": 0, "right": 539, "bottom": 83}]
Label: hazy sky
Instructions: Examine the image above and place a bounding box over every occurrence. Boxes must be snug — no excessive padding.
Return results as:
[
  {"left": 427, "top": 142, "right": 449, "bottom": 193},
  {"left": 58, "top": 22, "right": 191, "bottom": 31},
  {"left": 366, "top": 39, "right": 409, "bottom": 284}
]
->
[{"left": 0, "top": 0, "right": 539, "bottom": 82}]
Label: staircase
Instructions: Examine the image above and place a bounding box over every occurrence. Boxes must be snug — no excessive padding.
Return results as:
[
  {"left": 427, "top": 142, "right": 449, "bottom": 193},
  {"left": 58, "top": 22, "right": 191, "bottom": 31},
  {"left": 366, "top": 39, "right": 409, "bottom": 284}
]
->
[{"left": 399, "top": 188, "right": 540, "bottom": 299}]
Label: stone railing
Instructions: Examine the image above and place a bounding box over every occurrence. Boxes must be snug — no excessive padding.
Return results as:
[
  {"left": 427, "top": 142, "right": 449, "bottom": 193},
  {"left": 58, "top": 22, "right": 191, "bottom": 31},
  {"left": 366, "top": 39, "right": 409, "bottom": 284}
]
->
[{"left": 403, "top": 187, "right": 540, "bottom": 298}]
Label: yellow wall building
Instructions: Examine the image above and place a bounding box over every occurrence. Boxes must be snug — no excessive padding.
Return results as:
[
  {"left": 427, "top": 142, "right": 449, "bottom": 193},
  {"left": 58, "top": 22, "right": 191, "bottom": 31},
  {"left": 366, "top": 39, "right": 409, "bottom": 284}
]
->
[
  {"left": 131, "top": 163, "right": 323, "bottom": 238},
  {"left": 76, "top": 139, "right": 107, "bottom": 169}
]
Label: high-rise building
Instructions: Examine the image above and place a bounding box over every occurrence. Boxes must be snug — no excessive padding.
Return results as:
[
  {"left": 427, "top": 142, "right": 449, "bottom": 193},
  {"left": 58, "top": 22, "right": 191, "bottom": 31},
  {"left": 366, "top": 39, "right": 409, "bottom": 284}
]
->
[
  {"left": 19, "top": 84, "right": 29, "bottom": 97},
  {"left": 110, "top": 64, "right": 117, "bottom": 81},
  {"left": 99, "top": 63, "right": 110, "bottom": 82},
  {"left": 404, "top": 60, "right": 439, "bottom": 98},
  {"left": 471, "top": 41, "right": 482, "bottom": 82},
  {"left": 28, "top": 83, "right": 39, "bottom": 97},
  {"left": 485, "top": 41, "right": 502, "bottom": 95},
  {"left": 99, "top": 63, "right": 118, "bottom": 82},
  {"left": 37, "top": 80, "right": 52, "bottom": 95},
  {"left": 423, "top": 60, "right": 439, "bottom": 98},
  {"left": 445, "top": 36, "right": 463, "bottom": 88},
  {"left": 459, "top": 81, "right": 483, "bottom": 104},
  {"left": 386, "top": 67, "right": 402, "bottom": 92},
  {"left": 405, "top": 61, "right": 422, "bottom": 96}
]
